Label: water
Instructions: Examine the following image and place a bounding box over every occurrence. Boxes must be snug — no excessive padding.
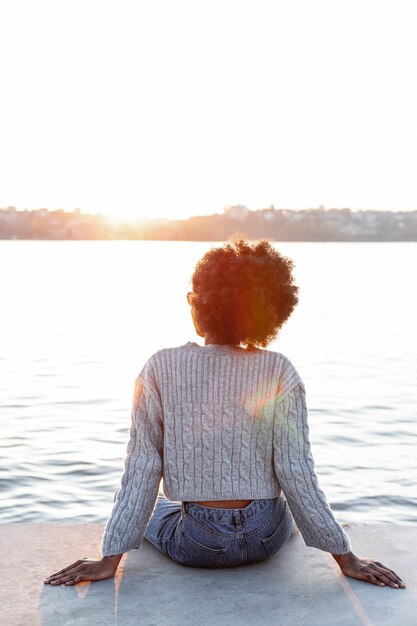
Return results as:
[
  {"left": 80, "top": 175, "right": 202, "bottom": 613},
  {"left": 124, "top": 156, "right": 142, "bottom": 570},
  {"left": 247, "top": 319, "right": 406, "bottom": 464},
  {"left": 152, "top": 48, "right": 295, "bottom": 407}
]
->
[{"left": 1, "top": 241, "right": 416, "bottom": 525}]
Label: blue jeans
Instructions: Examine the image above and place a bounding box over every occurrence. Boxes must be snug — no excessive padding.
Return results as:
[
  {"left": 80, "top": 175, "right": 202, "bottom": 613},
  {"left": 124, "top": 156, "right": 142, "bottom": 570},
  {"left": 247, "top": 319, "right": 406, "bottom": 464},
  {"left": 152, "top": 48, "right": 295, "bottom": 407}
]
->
[{"left": 144, "top": 494, "right": 292, "bottom": 568}]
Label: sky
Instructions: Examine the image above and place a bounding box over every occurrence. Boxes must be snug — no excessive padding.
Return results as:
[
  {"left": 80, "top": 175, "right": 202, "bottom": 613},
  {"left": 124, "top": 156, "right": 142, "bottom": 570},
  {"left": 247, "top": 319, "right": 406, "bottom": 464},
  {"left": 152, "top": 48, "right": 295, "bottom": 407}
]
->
[{"left": 0, "top": 0, "right": 416, "bottom": 220}]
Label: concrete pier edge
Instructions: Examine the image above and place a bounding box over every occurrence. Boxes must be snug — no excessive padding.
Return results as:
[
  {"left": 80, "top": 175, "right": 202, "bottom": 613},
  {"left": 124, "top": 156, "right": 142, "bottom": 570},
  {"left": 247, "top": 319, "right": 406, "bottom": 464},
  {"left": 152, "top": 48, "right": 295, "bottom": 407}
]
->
[{"left": 2, "top": 522, "right": 416, "bottom": 626}]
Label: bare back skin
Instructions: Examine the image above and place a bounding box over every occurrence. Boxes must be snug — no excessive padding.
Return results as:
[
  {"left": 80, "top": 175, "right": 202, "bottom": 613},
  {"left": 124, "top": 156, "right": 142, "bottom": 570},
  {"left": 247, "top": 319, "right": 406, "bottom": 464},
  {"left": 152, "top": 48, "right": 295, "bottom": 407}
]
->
[{"left": 195, "top": 500, "right": 253, "bottom": 508}]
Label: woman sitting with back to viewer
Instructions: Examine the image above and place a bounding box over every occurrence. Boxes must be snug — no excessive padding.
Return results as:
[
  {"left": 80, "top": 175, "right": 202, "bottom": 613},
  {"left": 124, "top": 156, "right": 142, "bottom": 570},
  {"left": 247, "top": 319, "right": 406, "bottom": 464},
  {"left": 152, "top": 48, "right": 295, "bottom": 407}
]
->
[{"left": 44, "top": 239, "right": 405, "bottom": 589}]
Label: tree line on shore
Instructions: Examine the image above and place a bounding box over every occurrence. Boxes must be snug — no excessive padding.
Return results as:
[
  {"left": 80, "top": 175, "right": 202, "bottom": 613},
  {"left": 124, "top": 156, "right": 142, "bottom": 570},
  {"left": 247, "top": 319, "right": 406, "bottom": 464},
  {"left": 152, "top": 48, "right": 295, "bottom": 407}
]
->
[{"left": 1, "top": 205, "right": 417, "bottom": 241}]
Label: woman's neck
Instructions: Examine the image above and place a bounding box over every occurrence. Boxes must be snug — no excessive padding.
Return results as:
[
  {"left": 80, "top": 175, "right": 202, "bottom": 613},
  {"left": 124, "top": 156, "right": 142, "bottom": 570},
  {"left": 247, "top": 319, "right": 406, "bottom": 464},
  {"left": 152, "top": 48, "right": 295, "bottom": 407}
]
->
[{"left": 203, "top": 334, "right": 240, "bottom": 346}]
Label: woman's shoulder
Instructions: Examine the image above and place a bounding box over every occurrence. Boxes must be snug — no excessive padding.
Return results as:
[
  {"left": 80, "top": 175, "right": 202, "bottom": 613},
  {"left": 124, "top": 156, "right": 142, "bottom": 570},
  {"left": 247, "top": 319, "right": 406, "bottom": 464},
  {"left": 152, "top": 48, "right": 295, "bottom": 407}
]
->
[
  {"left": 135, "top": 343, "right": 304, "bottom": 404},
  {"left": 136, "top": 342, "right": 194, "bottom": 376},
  {"left": 146, "top": 342, "right": 193, "bottom": 363},
  {"left": 262, "top": 350, "right": 304, "bottom": 395},
  {"left": 145, "top": 342, "right": 301, "bottom": 368},
  {"left": 138, "top": 342, "right": 303, "bottom": 381}
]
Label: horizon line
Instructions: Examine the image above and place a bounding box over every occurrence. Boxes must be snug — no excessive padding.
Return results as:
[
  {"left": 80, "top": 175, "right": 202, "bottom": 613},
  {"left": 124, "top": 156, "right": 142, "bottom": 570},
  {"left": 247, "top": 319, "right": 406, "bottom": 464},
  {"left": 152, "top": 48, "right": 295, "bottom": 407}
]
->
[{"left": 1, "top": 205, "right": 417, "bottom": 221}]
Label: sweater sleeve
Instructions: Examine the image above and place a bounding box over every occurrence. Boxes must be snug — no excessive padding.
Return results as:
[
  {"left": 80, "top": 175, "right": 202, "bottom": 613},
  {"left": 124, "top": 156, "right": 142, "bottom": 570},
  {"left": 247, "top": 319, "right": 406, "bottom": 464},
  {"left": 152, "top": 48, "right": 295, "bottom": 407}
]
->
[
  {"left": 273, "top": 382, "right": 351, "bottom": 555},
  {"left": 100, "top": 371, "right": 163, "bottom": 557}
]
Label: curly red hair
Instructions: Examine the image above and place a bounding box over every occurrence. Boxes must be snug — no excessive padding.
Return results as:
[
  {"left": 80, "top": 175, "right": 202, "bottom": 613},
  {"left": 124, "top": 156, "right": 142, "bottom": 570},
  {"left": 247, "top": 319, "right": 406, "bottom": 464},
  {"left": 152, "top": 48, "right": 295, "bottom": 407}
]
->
[{"left": 189, "top": 238, "right": 299, "bottom": 348}]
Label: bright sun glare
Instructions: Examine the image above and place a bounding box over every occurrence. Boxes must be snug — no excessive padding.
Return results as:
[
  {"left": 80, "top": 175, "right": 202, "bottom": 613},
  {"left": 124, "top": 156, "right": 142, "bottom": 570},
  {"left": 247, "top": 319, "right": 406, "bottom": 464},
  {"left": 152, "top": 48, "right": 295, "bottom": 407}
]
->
[{"left": 0, "top": 0, "right": 416, "bottom": 220}]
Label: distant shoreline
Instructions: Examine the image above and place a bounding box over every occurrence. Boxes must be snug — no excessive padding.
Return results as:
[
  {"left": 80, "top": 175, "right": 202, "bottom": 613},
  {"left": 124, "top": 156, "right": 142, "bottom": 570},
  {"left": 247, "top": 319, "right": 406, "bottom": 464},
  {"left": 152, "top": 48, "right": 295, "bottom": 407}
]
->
[
  {"left": 2, "top": 237, "right": 417, "bottom": 242},
  {"left": 1, "top": 205, "right": 417, "bottom": 242}
]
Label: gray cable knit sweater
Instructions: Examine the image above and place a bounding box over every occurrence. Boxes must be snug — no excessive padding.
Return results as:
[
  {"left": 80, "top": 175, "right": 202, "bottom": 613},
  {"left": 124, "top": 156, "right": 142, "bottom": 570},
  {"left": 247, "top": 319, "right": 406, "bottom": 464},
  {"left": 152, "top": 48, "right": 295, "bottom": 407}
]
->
[{"left": 100, "top": 342, "right": 351, "bottom": 557}]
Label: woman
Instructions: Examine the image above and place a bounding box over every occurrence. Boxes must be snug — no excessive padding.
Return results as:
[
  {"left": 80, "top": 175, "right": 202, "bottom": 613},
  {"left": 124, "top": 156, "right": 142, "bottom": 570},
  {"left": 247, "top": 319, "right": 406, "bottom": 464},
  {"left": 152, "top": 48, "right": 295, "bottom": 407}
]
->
[{"left": 44, "top": 239, "right": 405, "bottom": 588}]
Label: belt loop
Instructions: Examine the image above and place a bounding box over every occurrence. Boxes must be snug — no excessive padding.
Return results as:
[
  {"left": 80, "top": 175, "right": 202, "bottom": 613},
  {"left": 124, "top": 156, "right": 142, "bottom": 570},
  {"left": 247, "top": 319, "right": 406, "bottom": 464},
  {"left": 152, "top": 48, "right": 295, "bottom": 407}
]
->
[{"left": 233, "top": 509, "right": 243, "bottom": 532}]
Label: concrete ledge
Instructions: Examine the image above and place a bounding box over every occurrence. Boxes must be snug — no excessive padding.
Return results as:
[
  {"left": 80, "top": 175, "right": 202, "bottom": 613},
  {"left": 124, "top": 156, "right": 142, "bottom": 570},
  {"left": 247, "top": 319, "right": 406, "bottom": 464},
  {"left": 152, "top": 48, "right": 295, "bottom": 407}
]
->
[{"left": 2, "top": 523, "right": 416, "bottom": 626}]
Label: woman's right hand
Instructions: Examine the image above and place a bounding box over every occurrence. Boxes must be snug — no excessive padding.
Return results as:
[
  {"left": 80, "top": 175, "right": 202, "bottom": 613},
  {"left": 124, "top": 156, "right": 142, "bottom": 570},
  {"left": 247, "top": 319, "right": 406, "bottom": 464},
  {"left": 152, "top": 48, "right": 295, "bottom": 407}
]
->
[
  {"left": 44, "top": 554, "right": 123, "bottom": 586},
  {"left": 332, "top": 551, "right": 406, "bottom": 588}
]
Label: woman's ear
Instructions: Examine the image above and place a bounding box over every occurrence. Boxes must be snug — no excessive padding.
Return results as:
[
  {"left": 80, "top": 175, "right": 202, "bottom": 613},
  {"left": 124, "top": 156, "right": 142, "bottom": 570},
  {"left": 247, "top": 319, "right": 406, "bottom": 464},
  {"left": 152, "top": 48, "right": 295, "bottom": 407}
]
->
[{"left": 190, "top": 304, "right": 204, "bottom": 338}]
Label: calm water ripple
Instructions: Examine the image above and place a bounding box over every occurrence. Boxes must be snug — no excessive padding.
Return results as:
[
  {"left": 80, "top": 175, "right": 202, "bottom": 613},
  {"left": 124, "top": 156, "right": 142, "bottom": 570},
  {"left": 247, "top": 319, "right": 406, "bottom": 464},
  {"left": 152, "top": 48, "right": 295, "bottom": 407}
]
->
[{"left": 1, "top": 241, "right": 416, "bottom": 526}]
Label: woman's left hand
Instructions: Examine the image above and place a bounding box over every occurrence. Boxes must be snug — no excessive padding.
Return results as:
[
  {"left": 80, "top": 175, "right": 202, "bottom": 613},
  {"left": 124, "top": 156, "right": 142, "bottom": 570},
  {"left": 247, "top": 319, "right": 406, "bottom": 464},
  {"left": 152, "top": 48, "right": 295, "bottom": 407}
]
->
[
  {"left": 332, "top": 551, "right": 406, "bottom": 589},
  {"left": 44, "top": 555, "right": 123, "bottom": 586}
]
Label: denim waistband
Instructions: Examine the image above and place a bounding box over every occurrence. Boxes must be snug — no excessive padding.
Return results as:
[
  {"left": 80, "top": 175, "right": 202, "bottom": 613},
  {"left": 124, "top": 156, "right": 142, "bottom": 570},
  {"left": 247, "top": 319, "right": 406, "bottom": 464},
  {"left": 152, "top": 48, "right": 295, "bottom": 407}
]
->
[{"left": 181, "top": 498, "right": 278, "bottom": 523}]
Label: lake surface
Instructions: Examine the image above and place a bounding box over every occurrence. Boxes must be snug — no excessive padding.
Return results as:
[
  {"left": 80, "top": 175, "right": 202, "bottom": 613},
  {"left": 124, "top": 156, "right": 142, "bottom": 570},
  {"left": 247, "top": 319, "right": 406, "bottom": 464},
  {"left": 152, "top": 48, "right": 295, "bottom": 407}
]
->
[{"left": 1, "top": 241, "right": 416, "bottom": 526}]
